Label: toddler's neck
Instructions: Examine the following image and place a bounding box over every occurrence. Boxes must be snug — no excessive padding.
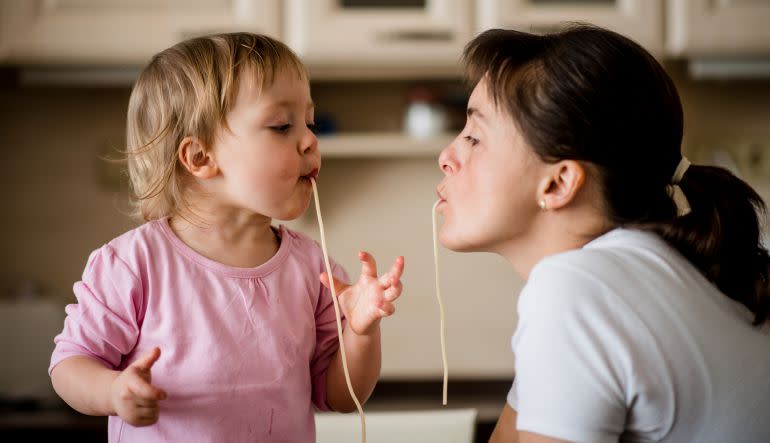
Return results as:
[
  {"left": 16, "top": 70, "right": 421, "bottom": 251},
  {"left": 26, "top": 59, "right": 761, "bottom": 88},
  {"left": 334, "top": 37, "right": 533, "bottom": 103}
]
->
[{"left": 168, "top": 214, "right": 280, "bottom": 269}]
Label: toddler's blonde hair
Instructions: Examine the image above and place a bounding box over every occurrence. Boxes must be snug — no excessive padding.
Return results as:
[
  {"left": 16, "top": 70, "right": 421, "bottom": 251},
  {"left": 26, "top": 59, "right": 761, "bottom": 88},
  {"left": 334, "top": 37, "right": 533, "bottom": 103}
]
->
[{"left": 126, "top": 32, "right": 307, "bottom": 221}]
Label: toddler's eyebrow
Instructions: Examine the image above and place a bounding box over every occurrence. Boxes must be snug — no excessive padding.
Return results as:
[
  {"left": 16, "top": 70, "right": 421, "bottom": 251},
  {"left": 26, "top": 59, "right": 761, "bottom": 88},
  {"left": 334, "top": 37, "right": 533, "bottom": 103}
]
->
[{"left": 266, "top": 100, "right": 315, "bottom": 111}]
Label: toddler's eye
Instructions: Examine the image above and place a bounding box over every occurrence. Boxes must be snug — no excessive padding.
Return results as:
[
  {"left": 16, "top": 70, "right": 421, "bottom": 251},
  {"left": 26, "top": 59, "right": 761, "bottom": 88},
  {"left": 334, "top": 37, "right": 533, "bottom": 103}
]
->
[
  {"left": 306, "top": 123, "right": 317, "bottom": 134},
  {"left": 464, "top": 135, "right": 479, "bottom": 147},
  {"left": 271, "top": 124, "right": 292, "bottom": 133}
]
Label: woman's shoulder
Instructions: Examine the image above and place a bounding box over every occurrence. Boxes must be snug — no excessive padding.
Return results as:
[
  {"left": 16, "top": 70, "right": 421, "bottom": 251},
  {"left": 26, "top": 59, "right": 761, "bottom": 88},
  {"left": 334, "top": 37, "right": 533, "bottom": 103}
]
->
[
  {"left": 524, "top": 229, "right": 674, "bottom": 307},
  {"left": 523, "top": 251, "right": 613, "bottom": 312},
  {"left": 533, "top": 229, "right": 669, "bottom": 278}
]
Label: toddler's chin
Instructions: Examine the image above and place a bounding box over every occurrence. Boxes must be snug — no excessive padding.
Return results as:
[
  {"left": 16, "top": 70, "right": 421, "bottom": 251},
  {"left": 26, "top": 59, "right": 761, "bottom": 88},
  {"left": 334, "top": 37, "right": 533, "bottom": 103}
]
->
[{"left": 281, "top": 201, "right": 311, "bottom": 221}]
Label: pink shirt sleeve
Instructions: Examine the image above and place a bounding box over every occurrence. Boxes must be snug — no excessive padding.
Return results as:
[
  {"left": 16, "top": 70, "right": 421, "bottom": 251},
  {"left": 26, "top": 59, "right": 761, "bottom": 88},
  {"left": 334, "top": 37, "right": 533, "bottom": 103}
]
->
[
  {"left": 49, "top": 244, "right": 144, "bottom": 374},
  {"left": 310, "top": 260, "right": 349, "bottom": 411}
]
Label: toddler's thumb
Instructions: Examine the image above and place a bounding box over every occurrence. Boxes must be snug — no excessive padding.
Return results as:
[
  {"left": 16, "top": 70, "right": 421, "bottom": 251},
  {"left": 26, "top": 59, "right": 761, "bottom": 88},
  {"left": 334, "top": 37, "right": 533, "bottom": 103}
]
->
[
  {"left": 131, "top": 347, "right": 161, "bottom": 371},
  {"left": 320, "top": 272, "right": 349, "bottom": 295}
]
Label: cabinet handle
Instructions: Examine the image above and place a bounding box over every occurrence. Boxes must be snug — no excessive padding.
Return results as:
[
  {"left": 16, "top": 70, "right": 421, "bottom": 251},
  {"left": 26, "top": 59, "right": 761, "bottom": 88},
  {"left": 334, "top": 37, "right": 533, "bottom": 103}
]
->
[{"left": 376, "top": 30, "right": 454, "bottom": 42}]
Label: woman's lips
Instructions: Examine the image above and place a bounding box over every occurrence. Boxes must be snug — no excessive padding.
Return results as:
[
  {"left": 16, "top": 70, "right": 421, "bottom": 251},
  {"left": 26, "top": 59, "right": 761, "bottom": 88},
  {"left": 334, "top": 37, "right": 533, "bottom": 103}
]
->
[{"left": 301, "top": 168, "right": 320, "bottom": 182}]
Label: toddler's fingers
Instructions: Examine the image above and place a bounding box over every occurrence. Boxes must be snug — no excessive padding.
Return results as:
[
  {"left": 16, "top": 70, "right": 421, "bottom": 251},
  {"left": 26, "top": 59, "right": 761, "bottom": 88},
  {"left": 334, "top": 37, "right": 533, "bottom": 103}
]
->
[
  {"left": 378, "top": 256, "right": 404, "bottom": 287},
  {"left": 129, "top": 377, "right": 167, "bottom": 401},
  {"left": 383, "top": 281, "right": 403, "bottom": 302},
  {"left": 136, "top": 407, "right": 160, "bottom": 425},
  {"left": 138, "top": 404, "right": 160, "bottom": 416},
  {"left": 391, "top": 256, "right": 405, "bottom": 279},
  {"left": 358, "top": 251, "right": 378, "bottom": 278},
  {"left": 135, "top": 397, "right": 160, "bottom": 408},
  {"left": 378, "top": 301, "right": 396, "bottom": 317}
]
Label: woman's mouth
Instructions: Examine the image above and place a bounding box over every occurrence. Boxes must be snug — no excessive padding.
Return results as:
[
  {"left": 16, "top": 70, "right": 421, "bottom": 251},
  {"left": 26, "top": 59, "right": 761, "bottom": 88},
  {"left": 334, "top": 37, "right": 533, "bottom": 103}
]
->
[
  {"left": 436, "top": 188, "right": 446, "bottom": 203},
  {"left": 301, "top": 168, "right": 319, "bottom": 182}
]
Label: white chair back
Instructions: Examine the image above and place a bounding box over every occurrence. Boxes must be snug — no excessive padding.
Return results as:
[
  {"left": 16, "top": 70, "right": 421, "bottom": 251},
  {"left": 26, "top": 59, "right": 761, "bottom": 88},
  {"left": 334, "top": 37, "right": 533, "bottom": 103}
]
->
[{"left": 315, "top": 408, "right": 477, "bottom": 443}]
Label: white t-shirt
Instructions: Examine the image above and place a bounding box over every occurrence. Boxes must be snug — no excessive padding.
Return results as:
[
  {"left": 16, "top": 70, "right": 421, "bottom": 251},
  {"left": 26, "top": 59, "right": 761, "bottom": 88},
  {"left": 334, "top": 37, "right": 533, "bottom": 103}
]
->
[{"left": 507, "top": 228, "right": 770, "bottom": 443}]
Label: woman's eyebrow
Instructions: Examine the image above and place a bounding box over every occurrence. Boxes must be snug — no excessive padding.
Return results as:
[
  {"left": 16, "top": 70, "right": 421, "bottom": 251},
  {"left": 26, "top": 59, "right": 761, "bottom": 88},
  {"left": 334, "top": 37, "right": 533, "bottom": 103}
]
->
[{"left": 466, "top": 107, "right": 485, "bottom": 121}]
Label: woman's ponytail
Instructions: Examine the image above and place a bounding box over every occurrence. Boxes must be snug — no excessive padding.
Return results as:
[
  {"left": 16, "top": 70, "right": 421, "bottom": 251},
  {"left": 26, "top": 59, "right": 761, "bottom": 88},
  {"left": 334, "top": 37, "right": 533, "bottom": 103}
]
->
[{"left": 654, "top": 166, "right": 770, "bottom": 325}]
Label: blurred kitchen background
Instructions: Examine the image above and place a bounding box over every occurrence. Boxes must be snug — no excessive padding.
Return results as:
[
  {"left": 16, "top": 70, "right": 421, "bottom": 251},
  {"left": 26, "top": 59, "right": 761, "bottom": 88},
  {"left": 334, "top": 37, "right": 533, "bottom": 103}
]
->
[{"left": 1, "top": 1, "right": 770, "bottom": 442}]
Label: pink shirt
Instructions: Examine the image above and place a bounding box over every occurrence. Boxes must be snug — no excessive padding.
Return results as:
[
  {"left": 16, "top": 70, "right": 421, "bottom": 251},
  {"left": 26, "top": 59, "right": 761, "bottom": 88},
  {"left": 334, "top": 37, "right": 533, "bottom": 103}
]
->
[{"left": 49, "top": 219, "right": 348, "bottom": 442}]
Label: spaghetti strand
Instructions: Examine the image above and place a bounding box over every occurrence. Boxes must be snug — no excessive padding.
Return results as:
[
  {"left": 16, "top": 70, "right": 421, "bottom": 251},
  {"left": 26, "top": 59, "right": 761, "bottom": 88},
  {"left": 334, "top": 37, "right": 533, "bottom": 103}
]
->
[
  {"left": 432, "top": 200, "right": 448, "bottom": 405},
  {"left": 310, "top": 177, "right": 366, "bottom": 443}
]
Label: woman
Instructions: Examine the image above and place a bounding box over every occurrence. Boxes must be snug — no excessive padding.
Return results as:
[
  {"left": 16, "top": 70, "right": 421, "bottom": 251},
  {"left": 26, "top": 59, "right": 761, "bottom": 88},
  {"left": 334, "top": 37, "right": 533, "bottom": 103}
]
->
[{"left": 436, "top": 25, "right": 770, "bottom": 443}]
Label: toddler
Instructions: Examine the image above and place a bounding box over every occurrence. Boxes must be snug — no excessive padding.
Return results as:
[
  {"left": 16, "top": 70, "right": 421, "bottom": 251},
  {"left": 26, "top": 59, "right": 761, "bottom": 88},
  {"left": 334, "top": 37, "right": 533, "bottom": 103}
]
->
[{"left": 49, "top": 32, "right": 404, "bottom": 442}]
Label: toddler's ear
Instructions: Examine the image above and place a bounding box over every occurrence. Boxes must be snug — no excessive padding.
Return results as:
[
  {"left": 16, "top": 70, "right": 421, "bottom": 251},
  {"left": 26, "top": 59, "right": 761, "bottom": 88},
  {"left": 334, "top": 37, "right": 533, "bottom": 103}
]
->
[{"left": 178, "top": 136, "right": 218, "bottom": 179}]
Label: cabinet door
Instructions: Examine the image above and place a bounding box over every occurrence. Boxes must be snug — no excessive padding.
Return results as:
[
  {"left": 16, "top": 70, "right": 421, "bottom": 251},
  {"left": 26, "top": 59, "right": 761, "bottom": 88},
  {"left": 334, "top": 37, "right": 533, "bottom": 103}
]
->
[
  {"left": 667, "top": 0, "right": 770, "bottom": 56},
  {"left": 284, "top": 0, "right": 472, "bottom": 70},
  {"left": 477, "top": 0, "right": 663, "bottom": 55},
  {"left": 0, "top": 0, "right": 280, "bottom": 65}
]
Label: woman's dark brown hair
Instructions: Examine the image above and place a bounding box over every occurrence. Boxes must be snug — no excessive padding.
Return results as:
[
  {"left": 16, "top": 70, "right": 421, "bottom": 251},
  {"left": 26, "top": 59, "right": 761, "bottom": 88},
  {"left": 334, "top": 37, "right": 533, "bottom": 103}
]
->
[{"left": 463, "top": 25, "right": 770, "bottom": 325}]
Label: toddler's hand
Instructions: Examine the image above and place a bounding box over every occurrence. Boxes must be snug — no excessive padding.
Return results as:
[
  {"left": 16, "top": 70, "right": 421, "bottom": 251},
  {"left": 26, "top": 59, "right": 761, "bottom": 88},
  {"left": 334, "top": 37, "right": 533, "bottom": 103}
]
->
[
  {"left": 321, "top": 252, "right": 405, "bottom": 336},
  {"left": 110, "top": 347, "right": 167, "bottom": 427}
]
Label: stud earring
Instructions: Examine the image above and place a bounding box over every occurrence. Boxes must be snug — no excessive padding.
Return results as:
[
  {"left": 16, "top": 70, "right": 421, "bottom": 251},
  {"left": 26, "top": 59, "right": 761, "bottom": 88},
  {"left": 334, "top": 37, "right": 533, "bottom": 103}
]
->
[{"left": 539, "top": 199, "right": 547, "bottom": 210}]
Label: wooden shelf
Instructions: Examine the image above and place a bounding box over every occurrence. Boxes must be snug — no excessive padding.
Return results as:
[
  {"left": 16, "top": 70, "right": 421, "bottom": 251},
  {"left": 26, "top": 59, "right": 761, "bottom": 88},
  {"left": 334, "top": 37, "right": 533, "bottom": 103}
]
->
[{"left": 317, "top": 132, "right": 454, "bottom": 158}]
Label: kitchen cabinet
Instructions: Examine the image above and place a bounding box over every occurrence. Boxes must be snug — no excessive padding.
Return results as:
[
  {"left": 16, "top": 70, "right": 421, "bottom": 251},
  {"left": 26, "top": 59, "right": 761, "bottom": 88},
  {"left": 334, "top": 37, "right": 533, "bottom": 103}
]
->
[
  {"left": 284, "top": 0, "right": 472, "bottom": 75},
  {"left": 0, "top": 0, "right": 280, "bottom": 65},
  {"left": 476, "top": 0, "right": 664, "bottom": 55},
  {"left": 5, "top": 0, "right": 768, "bottom": 69},
  {"left": 666, "top": 0, "right": 770, "bottom": 56}
]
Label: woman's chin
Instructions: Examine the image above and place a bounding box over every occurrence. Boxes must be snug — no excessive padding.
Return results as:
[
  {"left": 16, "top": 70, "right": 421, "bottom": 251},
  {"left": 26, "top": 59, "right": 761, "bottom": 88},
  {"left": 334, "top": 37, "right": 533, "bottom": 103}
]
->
[{"left": 439, "top": 230, "right": 483, "bottom": 253}]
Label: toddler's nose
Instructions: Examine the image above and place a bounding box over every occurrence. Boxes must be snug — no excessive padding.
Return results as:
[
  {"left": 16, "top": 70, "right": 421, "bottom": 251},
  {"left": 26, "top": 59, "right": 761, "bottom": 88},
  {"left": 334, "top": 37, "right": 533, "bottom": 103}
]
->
[{"left": 300, "top": 130, "right": 318, "bottom": 154}]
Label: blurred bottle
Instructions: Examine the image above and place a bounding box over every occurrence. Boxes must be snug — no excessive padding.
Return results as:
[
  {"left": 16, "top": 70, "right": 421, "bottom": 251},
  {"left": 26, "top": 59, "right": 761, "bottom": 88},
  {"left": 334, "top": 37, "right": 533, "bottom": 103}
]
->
[{"left": 404, "top": 86, "right": 448, "bottom": 139}]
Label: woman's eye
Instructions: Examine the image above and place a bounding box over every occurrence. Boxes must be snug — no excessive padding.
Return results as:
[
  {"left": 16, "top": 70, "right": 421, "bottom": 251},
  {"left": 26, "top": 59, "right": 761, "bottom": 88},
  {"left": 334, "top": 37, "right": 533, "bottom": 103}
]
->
[
  {"left": 464, "top": 135, "right": 479, "bottom": 146},
  {"left": 271, "top": 124, "right": 292, "bottom": 133}
]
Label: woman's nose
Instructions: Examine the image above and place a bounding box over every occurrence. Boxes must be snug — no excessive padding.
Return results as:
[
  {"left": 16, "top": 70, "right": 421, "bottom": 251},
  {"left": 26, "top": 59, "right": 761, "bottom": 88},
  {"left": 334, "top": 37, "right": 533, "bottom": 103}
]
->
[{"left": 438, "top": 144, "right": 456, "bottom": 175}]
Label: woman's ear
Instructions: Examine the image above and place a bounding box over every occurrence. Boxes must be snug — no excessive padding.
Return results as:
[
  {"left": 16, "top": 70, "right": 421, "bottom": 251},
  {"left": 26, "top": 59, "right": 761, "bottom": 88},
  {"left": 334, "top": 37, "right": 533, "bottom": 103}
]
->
[
  {"left": 178, "top": 136, "right": 218, "bottom": 179},
  {"left": 537, "top": 160, "right": 586, "bottom": 210}
]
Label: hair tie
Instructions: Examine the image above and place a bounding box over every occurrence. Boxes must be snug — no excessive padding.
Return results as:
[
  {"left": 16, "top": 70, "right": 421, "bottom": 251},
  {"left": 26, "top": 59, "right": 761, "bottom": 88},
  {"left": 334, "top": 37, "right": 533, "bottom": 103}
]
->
[
  {"left": 667, "top": 156, "right": 691, "bottom": 216},
  {"left": 671, "top": 156, "right": 691, "bottom": 184}
]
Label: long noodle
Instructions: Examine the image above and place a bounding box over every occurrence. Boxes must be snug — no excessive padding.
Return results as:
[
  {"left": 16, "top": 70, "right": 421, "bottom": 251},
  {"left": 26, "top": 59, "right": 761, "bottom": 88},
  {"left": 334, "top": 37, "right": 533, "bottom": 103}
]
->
[
  {"left": 432, "top": 200, "right": 448, "bottom": 405},
  {"left": 310, "top": 177, "right": 366, "bottom": 443}
]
